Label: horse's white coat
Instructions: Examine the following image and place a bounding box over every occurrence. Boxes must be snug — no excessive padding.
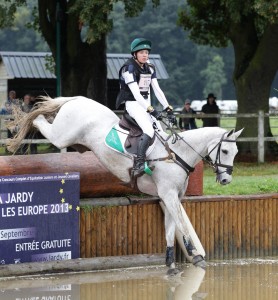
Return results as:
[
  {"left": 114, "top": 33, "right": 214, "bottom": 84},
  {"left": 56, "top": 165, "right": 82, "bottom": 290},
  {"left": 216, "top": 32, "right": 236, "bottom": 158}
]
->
[{"left": 31, "top": 96, "right": 242, "bottom": 266}]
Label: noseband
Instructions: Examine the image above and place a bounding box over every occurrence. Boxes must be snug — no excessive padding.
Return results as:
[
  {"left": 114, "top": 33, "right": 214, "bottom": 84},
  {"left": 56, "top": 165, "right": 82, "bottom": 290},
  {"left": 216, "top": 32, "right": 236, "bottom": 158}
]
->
[{"left": 205, "top": 132, "right": 236, "bottom": 176}]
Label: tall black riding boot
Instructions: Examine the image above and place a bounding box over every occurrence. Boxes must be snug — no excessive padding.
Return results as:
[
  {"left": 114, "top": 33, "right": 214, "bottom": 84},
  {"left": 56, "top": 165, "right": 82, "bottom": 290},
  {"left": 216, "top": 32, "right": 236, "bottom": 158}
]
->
[{"left": 133, "top": 133, "right": 152, "bottom": 178}]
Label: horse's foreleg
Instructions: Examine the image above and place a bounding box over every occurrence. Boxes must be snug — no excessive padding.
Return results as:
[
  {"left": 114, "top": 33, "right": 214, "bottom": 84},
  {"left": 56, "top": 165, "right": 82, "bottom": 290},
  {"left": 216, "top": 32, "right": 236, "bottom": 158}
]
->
[
  {"left": 160, "top": 193, "right": 206, "bottom": 269},
  {"left": 164, "top": 208, "right": 176, "bottom": 268},
  {"left": 33, "top": 115, "right": 71, "bottom": 149}
]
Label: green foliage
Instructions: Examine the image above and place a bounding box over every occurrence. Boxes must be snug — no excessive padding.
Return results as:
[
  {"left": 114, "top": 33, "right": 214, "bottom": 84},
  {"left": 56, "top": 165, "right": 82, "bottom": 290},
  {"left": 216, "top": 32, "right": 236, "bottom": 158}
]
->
[
  {"left": 178, "top": 1, "right": 230, "bottom": 47},
  {"left": 200, "top": 55, "right": 227, "bottom": 98},
  {"left": 178, "top": 0, "right": 278, "bottom": 155},
  {"left": 0, "top": 0, "right": 159, "bottom": 45},
  {"left": 0, "top": 1, "right": 48, "bottom": 51},
  {"left": 254, "top": 0, "right": 278, "bottom": 23},
  {"left": 44, "top": 54, "right": 55, "bottom": 74},
  {"left": 1, "top": 0, "right": 278, "bottom": 105},
  {"left": 178, "top": 0, "right": 278, "bottom": 47},
  {"left": 0, "top": 0, "right": 26, "bottom": 27},
  {"left": 108, "top": 0, "right": 236, "bottom": 105},
  {"left": 69, "top": 0, "right": 160, "bottom": 43},
  {"left": 69, "top": 0, "right": 114, "bottom": 43}
]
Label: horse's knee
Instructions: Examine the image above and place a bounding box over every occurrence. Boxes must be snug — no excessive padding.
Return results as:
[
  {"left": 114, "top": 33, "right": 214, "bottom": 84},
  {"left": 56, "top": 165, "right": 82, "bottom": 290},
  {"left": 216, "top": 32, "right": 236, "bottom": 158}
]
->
[{"left": 165, "top": 210, "right": 176, "bottom": 245}]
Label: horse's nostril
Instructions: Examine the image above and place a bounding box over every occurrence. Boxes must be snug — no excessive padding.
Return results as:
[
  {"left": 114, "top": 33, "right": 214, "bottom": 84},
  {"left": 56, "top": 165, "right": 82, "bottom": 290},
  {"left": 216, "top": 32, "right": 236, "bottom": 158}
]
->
[{"left": 221, "top": 179, "right": 227, "bottom": 184}]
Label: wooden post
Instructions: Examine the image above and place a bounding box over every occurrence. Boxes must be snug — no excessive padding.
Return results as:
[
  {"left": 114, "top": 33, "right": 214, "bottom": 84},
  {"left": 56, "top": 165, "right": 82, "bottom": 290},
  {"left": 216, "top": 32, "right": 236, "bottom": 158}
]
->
[{"left": 258, "top": 110, "right": 264, "bottom": 163}]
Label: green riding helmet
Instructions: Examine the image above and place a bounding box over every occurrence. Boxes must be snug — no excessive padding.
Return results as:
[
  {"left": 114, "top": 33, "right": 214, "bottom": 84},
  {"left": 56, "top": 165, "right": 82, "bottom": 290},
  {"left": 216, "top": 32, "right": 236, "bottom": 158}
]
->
[{"left": 130, "top": 38, "right": 152, "bottom": 54}]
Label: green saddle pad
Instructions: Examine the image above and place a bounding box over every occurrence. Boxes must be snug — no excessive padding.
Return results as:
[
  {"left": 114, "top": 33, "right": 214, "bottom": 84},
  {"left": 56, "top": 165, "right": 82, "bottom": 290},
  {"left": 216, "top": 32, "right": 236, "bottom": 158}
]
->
[
  {"left": 105, "top": 126, "right": 124, "bottom": 153},
  {"left": 105, "top": 127, "right": 153, "bottom": 176}
]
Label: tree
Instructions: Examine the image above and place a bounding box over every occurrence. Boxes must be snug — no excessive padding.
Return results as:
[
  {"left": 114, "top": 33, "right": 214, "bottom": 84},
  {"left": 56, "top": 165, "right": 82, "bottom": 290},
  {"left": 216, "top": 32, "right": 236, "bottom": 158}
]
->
[
  {"left": 178, "top": 0, "right": 278, "bottom": 158},
  {"left": 200, "top": 55, "right": 227, "bottom": 99},
  {"left": 0, "top": 0, "right": 159, "bottom": 106},
  {"left": 108, "top": 0, "right": 236, "bottom": 105},
  {"left": 0, "top": 4, "right": 49, "bottom": 52}
]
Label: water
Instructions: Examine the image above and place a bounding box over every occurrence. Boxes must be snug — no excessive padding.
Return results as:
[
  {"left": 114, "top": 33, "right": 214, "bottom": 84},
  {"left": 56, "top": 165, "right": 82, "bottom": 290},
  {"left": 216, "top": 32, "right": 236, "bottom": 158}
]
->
[{"left": 0, "top": 258, "right": 277, "bottom": 300}]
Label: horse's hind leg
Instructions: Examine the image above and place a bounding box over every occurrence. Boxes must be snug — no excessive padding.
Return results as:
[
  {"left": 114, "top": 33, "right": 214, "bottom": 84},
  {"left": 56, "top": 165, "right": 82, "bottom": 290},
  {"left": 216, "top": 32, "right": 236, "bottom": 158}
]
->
[{"left": 33, "top": 115, "right": 72, "bottom": 149}]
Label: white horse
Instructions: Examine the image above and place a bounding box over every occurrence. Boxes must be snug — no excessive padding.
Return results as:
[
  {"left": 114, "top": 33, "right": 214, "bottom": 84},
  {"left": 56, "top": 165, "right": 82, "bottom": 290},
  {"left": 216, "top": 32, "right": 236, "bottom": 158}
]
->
[{"left": 8, "top": 96, "right": 243, "bottom": 273}]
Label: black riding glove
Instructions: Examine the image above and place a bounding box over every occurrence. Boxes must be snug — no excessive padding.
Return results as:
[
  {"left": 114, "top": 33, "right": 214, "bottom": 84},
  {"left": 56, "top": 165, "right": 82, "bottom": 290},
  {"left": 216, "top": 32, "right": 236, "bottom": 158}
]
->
[
  {"left": 166, "top": 106, "right": 177, "bottom": 125},
  {"left": 150, "top": 109, "right": 163, "bottom": 120},
  {"left": 147, "top": 106, "right": 162, "bottom": 120}
]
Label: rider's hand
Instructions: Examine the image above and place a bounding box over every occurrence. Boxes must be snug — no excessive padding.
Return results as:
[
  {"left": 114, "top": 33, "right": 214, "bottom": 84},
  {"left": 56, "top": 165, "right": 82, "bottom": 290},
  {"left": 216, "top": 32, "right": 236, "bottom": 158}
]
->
[
  {"left": 150, "top": 109, "right": 162, "bottom": 120},
  {"left": 166, "top": 106, "right": 177, "bottom": 125},
  {"left": 147, "top": 106, "right": 162, "bottom": 120}
]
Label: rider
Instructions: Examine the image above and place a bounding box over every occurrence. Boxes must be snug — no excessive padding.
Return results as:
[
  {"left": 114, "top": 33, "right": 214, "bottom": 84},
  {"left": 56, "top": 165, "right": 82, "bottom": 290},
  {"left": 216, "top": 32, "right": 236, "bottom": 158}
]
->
[{"left": 116, "top": 37, "right": 176, "bottom": 177}]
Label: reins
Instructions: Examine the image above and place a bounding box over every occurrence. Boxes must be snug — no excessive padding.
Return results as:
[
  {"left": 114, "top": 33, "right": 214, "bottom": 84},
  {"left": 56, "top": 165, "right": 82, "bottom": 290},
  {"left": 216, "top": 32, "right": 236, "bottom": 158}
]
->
[
  {"left": 147, "top": 128, "right": 194, "bottom": 176},
  {"left": 113, "top": 115, "right": 236, "bottom": 177},
  {"left": 146, "top": 118, "right": 199, "bottom": 176},
  {"left": 150, "top": 118, "right": 236, "bottom": 177}
]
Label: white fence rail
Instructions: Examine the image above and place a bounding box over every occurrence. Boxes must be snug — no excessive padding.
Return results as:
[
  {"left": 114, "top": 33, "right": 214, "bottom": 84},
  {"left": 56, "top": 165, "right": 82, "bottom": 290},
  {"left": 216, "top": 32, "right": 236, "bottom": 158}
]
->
[{"left": 1, "top": 111, "right": 277, "bottom": 163}]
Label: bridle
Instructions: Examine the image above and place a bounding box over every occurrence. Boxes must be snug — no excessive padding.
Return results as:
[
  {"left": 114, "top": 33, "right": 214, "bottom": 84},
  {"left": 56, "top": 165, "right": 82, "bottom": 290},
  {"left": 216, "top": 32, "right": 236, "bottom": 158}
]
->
[
  {"left": 154, "top": 119, "right": 237, "bottom": 177},
  {"left": 204, "top": 132, "right": 237, "bottom": 176}
]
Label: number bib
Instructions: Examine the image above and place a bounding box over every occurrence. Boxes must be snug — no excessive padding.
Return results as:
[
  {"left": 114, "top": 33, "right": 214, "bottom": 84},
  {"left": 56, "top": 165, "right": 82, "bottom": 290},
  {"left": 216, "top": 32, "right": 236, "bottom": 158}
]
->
[{"left": 138, "top": 74, "right": 152, "bottom": 93}]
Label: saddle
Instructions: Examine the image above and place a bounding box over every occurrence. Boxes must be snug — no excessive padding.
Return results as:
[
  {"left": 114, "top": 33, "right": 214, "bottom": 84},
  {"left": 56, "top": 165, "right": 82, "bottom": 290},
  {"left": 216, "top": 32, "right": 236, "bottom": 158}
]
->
[{"left": 118, "top": 110, "right": 155, "bottom": 155}]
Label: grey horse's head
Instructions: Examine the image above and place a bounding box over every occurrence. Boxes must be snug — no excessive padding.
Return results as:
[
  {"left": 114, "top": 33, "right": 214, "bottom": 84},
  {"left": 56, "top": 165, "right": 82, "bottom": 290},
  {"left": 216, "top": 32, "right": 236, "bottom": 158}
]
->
[{"left": 207, "top": 129, "right": 243, "bottom": 185}]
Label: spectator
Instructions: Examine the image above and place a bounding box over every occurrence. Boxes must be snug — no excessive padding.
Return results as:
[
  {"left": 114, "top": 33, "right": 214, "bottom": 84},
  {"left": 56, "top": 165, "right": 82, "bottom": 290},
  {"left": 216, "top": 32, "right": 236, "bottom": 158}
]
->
[
  {"left": 3, "top": 90, "right": 21, "bottom": 138},
  {"left": 4, "top": 90, "right": 20, "bottom": 114},
  {"left": 20, "top": 93, "right": 37, "bottom": 154},
  {"left": 201, "top": 93, "right": 220, "bottom": 127},
  {"left": 21, "top": 94, "right": 33, "bottom": 113},
  {"left": 179, "top": 99, "right": 197, "bottom": 131}
]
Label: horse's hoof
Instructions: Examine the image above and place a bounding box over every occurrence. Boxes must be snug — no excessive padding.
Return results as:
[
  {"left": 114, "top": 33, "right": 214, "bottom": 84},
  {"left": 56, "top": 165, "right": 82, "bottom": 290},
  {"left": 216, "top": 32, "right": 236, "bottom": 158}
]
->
[
  {"left": 167, "top": 268, "right": 181, "bottom": 276},
  {"left": 192, "top": 255, "right": 207, "bottom": 269}
]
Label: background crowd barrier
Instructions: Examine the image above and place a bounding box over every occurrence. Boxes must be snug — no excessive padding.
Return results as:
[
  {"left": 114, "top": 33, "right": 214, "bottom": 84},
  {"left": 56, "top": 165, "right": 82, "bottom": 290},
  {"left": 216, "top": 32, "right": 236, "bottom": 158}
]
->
[{"left": 1, "top": 110, "right": 277, "bottom": 162}]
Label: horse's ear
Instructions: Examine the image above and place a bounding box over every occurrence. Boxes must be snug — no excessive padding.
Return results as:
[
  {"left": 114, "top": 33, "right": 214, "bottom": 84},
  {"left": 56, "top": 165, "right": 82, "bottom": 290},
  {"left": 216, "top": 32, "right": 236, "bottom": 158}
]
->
[
  {"left": 233, "top": 128, "right": 244, "bottom": 139},
  {"left": 227, "top": 129, "right": 235, "bottom": 137}
]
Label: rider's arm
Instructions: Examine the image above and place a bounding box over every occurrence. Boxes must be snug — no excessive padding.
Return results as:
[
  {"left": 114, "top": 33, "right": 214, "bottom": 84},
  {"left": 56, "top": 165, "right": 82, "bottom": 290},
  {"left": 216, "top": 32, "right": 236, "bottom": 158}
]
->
[
  {"left": 127, "top": 82, "right": 149, "bottom": 110},
  {"left": 122, "top": 69, "right": 149, "bottom": 110},
  {"left": 151, "top": 78, "right": 169, "bottom": 110}
]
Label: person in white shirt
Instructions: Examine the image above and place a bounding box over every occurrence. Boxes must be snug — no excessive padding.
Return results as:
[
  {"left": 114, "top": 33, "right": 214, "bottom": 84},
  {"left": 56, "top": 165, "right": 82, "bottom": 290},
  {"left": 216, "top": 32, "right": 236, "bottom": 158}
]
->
[{"left": 116, "top": 38, "right": 176, "bottom": 177}]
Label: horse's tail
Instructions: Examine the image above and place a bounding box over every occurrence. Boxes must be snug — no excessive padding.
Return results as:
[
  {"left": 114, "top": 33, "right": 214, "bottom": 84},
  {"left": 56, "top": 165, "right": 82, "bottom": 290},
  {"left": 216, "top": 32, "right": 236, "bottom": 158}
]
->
[{"left": 7, "top": 96, "right": 76, "bottom": 153}]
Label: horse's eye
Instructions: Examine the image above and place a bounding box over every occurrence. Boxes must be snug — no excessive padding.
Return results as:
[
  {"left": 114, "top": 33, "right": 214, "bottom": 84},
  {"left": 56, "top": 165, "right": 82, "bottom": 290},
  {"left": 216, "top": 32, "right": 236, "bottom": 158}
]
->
[{"left": 222, "top": 149, "right": 228, "bottom": 155}]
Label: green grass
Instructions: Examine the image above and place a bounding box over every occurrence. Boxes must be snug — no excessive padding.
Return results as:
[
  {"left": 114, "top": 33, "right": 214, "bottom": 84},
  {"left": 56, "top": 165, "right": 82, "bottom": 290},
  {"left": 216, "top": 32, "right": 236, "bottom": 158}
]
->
[
  {"left": 203, "top": 162, "right": 278, "bottom": 195},
  {"left": 196, "top": 115, "right": 278, "bottom": 135}
]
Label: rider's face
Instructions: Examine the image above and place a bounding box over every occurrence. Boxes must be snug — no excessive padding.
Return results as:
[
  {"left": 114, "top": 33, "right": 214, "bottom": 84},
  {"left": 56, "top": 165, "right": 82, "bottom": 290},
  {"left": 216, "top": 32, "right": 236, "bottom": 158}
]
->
[{"left": 135, "top": 50, "right": 149, "bottom": 64}]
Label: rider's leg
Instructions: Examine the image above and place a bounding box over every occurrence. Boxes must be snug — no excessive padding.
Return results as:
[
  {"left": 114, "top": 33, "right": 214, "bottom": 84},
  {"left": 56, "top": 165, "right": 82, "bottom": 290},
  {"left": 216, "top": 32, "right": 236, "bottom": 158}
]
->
[
  {"left": 125, "top": 101, "right": 154, "bottom": 177},
  {"left": 133, "top": 133, "right": 152, "bottom": 177}
]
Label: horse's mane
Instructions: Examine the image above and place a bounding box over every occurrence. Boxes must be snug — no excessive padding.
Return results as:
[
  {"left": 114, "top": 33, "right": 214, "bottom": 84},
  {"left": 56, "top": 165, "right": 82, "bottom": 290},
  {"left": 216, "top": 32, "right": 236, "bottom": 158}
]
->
[
  {"left": 7, "top": 96, "right": 72, "bottom": 153},
  {"left": 180, "top": 127, "right": 227, "bottom": 140}
]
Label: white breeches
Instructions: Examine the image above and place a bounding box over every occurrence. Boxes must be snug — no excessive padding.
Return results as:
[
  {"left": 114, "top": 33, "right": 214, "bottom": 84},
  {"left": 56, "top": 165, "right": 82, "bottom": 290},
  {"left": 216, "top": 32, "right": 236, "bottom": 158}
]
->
[{"left": 125, "top": 101, "right": 155, "bottom": 138}]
